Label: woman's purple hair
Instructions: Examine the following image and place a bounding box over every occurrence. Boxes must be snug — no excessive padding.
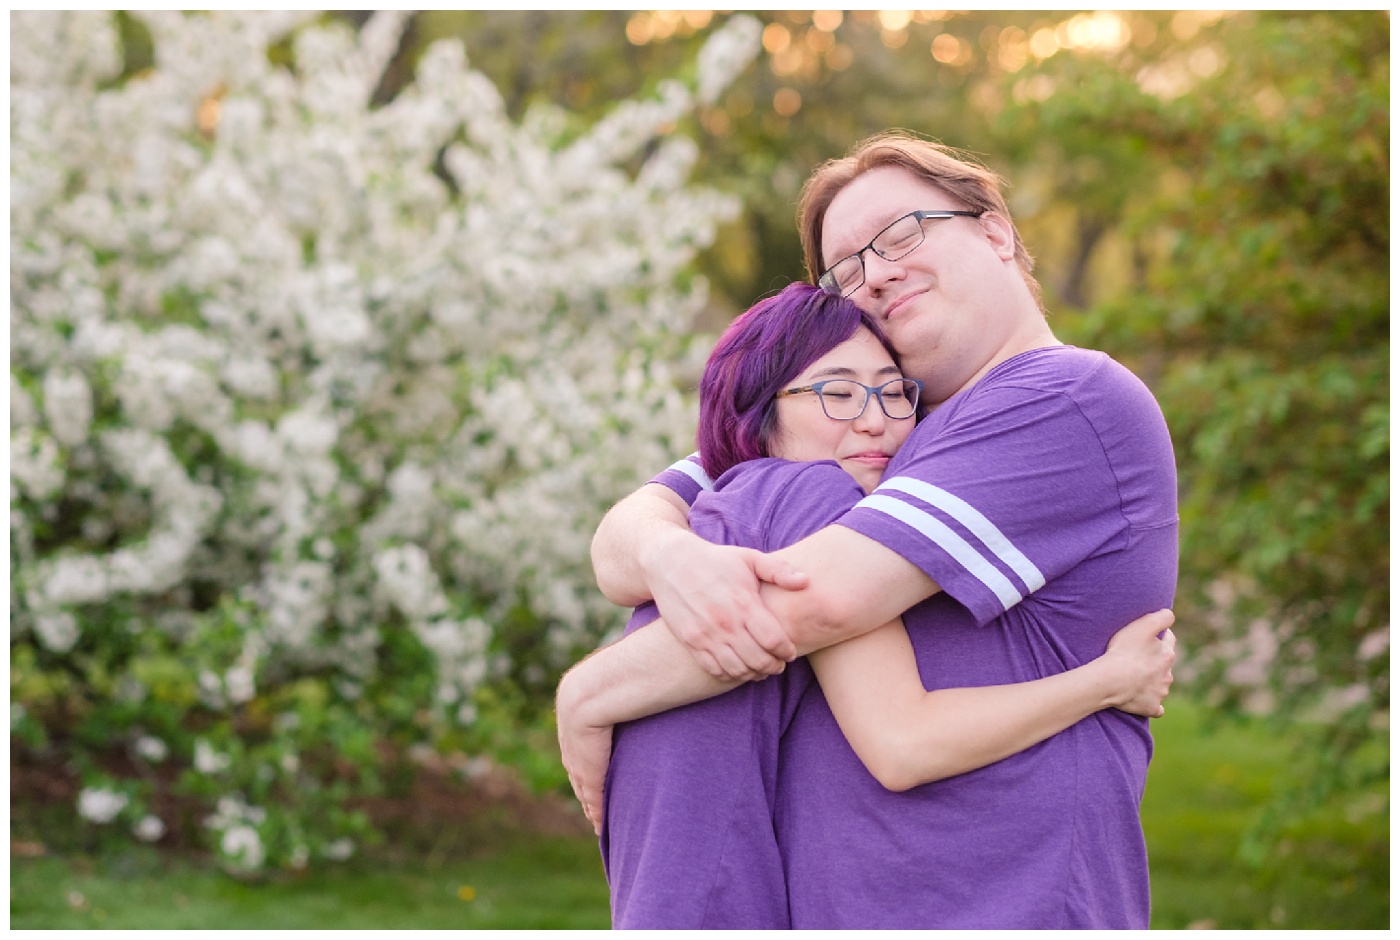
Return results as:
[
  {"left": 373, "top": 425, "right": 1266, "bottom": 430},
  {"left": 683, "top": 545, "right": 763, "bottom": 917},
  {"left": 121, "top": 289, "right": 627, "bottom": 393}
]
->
[{"left": 697, "top": 282, "right": 900, "bottom": 479}]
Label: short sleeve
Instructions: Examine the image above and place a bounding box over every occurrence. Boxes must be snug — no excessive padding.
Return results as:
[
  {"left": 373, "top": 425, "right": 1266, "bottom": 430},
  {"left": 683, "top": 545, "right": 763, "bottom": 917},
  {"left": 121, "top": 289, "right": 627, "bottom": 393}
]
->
[
  {"left": 647, "top": 454, "right": 713, "bottom": 508},
  {"left": 756, "top": 462, "right": 866, "bottom": 552},
  {"left": 838, "top": 384, "right": 1127, "bottom": 626}
]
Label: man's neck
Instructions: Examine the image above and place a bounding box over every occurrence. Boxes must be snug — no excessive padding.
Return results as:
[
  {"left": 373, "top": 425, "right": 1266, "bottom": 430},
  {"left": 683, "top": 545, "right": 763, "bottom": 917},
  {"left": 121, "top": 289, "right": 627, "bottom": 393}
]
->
[{"left": 945, "top": 319, "right": 1061, "bottom": 404}]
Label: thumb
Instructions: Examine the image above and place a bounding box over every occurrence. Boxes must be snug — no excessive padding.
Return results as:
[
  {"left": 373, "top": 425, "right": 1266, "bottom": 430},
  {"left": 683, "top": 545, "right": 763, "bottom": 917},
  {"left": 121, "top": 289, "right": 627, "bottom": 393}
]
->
[{"left": 751, "top": 552, "right": 808, "bottom": 591}]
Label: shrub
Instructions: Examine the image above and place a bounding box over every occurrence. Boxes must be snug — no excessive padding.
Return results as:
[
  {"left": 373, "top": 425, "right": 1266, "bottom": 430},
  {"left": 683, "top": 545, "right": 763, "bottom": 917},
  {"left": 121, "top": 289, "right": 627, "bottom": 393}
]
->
[{"left": 10, "top": 10, "right": 761, "bottom": 873}]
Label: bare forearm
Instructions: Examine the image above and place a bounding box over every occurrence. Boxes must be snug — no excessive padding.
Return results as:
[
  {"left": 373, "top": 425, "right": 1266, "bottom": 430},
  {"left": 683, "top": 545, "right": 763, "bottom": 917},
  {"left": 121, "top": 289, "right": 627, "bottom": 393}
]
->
[
  {"left": 759, "top": 526, "right": 941, "bottom": 655},
  {"left": 812, "top": 624, "right": 1121, "bottom": 792},
  {"left": 590, "top": 483, "right": 691, "bottom": 606},
  {"left": 556, "top": 619, "right": 741, "bottom": 732}
]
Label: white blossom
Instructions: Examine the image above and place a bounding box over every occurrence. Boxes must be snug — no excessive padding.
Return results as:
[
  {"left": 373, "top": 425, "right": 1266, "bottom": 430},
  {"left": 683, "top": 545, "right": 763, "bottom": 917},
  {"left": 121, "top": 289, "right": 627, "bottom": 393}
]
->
[
  {"left": 133, "top": 814, "right": 167, "bottom": 842},
  {"left": 194, "top": 739, "right": 233, "bottom": 774},
  {"left": 220, "top": 824, "right": 265, "bottom": 870},
  {"left": 134, "top": 735, "right": 169, "bottom": 762},
  {"left": 77, "top": 787, "right": 128, "bottom": 824},
  {"left": 323, "top": 837, "right": 355, "bottom": 861},
  {"left": 33, "top": 611, "right": 80, "bottom": 653}
]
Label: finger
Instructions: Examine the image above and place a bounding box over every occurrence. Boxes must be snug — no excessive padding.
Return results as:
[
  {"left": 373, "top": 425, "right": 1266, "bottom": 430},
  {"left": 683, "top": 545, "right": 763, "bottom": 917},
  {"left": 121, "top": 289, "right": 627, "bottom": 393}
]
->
[
  {"left": 1133, "top": 608, "right": 1174, "bottom": 636},
  {"left": 691, "top": 648, "right": 727, "bottom": 680},
  {"left": 741, "top": 603, "right": 798, "bottom": 662},
  {"left": 729, "top": 631, "right": 788, "bottom": 676},
  {"left": 1160, "top": 627, "right": 1177, "bottom": 654},
  {"left": 751, "top": 552, "right": 809, "bottom": 591},
  {"left": 710, "top": 642, "right": 758, "bottom": 681}
]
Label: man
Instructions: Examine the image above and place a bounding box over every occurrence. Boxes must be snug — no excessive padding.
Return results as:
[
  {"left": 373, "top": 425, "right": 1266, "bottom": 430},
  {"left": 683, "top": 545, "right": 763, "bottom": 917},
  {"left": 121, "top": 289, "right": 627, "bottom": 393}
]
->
[{"left": 563, "top": 132, "right": 1178, "bottom": 928}]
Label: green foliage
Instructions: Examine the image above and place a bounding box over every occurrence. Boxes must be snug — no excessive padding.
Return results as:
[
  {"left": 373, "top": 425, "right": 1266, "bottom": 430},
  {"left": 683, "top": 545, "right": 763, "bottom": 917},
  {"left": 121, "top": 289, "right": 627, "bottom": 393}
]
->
[{"left": 998, "top": 10, "right": 1389, "bottom": 838}]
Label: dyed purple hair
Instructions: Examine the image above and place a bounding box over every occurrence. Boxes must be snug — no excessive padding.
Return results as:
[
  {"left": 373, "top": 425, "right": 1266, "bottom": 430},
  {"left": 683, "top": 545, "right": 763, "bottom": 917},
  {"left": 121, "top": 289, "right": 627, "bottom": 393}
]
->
[{"left": 697, "top": 282, "right": 900, "bottom": 479}]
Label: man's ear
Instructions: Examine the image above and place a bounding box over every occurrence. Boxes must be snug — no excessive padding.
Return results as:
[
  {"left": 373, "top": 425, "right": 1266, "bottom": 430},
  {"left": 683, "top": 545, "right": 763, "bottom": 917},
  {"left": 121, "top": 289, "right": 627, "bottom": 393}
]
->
[{"left": 977, "top": 211, "right": 1018, "bottom": 262}]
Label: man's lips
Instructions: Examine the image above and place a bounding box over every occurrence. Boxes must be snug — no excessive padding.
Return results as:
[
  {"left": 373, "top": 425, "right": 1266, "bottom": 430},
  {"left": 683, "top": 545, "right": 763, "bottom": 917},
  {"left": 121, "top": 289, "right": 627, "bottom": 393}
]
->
[{"left": 882, "top": 289, "right": 926, "bottom": 321}]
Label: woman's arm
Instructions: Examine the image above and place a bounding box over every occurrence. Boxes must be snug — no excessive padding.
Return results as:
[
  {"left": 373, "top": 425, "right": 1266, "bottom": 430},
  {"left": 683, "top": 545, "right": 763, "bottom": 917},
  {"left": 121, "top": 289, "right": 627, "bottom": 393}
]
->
[{"left": 811, "top": 610, "right": 1176, "bottom": 792}]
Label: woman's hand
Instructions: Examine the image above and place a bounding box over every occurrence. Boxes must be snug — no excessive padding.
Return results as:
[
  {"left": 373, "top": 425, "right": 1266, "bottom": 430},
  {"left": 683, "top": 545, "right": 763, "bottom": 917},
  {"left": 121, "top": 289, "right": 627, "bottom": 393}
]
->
[
  {"left": 1100, "top": 609, "right": 1177, "bottom": 717},
  {"left": 641, "top": 527, "right": 806, "bottom": 681}
]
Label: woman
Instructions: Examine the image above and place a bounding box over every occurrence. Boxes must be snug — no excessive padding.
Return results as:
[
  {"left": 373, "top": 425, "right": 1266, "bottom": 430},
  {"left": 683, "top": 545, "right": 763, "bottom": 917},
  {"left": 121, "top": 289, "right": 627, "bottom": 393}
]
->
[{"left": 558, "top": 283, "right": 1174, "bottom": 928}]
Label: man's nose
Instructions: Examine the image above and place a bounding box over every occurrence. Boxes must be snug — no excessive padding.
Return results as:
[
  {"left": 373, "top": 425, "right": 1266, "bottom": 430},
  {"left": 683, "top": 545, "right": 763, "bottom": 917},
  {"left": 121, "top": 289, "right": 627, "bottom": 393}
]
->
[{"left": 861, "top": 249, "right": 905, "bottom": 292}]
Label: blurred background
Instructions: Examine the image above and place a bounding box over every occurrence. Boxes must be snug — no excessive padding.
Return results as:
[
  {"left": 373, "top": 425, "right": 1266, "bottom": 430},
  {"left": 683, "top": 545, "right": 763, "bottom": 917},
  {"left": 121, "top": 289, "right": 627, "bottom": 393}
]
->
[{"left": 10, "top": 10, "right": 1387, "bottom": 929}]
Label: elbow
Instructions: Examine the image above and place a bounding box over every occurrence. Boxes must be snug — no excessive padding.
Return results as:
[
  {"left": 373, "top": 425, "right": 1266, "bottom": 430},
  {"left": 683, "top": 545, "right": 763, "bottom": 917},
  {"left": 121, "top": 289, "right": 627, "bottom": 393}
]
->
[
  {"left": 870, "top": 762, "right": 920, "bottom": 793},
  {"left": 856, "top": 728, "right": 930, "bottom": 793},
  {"left": 859, "top": 728, "right": 963, "bottom": 792},
  {"left": 589, "top": 533, "right": 646, "bottom": 608}
]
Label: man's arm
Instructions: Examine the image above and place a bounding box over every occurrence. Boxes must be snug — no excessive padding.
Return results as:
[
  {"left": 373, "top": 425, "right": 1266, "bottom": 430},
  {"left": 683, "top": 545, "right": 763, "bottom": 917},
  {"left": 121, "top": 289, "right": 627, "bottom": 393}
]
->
[
  {"left": 555, "top": 616, "right": 740, "bottom": 833},
  {"left": 590, "top": 482, "right": 691, "bottom": 607},
  {"left": 759, "top": 523, "right": 943, "bottom": 654},
  {"left": 590, "top": 482, "right": 807, "bottom": 679}
]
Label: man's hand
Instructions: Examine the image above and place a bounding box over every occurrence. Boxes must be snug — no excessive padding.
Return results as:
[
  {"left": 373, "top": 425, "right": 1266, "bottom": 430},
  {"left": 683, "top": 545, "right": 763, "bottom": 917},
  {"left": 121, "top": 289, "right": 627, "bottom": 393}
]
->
[
  {"left": 641, "top": 527, "right": 808, "bottom": 681},
  {"left": 1101, "top": 609, "right": 1177, "bottom": 718},
  {"left": 556, "top": 672, "right": 613, "bottom": 836}
]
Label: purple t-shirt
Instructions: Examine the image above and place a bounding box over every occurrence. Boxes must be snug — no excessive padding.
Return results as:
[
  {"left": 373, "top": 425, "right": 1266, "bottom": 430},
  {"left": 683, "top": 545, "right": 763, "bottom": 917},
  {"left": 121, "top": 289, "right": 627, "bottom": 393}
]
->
[
  {"left": 601, "top": 458, "right": 866, "bottom": 929},
  {"left": 790, "top": 346, "right": 1176, "bottom": 929},
  {"left": 653, "top": 346, "right": 1177, "bottom": 929}
]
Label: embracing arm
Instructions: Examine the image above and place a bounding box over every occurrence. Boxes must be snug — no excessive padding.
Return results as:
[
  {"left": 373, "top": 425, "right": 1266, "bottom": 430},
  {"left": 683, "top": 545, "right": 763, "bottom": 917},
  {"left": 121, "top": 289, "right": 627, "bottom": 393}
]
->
[
  {"left": 555, "top": 616, "right": 740, "bottom": 833},
  {"left": 590, "top": 482, "right": 808, "bottom": 679},
  {"left": 590, "top": 483, "right": 692, "bottom": 607},
  {"left": 811, "top": 610, "right": 1177, "bottom": 792}
]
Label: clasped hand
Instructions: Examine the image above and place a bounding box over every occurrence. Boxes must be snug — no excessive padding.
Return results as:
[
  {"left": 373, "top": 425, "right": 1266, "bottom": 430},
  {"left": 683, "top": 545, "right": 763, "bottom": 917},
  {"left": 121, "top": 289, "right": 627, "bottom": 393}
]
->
[{"left": 642, "top": 530, "right": 808, "bottom": 680}]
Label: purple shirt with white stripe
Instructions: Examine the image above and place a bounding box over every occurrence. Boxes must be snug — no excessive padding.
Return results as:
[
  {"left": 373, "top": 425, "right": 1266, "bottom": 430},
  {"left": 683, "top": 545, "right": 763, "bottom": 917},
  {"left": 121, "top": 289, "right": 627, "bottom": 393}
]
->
[
  {"left": 649, "top": 346, "right": 1176, "bottom": 928},
  {"left": 780, "top": 346, "right": 1178, "bottom": 928}
]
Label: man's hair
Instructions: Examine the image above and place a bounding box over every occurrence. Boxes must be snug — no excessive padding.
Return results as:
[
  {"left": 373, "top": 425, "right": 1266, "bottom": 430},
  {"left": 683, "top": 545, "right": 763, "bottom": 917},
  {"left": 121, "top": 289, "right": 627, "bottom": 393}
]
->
[
  {"left": 697, "top": 282, "right": 900, "bottom": 480},
  {"left": 797, "top": 131, "right": 1042, "bottom": 310}
]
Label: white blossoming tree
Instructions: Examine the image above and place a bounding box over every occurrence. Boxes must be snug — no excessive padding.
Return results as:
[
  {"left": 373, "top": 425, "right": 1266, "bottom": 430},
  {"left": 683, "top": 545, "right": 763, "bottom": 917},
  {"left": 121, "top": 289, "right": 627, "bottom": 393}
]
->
[{"left": 10, "top": 10, "right": 761, "bottom": 872}]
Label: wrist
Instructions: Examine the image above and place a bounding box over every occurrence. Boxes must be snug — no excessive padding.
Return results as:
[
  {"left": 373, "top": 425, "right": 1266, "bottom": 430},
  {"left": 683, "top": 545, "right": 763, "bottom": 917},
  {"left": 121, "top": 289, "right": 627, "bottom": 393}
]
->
[
  {"left": 638, "top": 523, "right": 700, "bottom": 586},
  {"left": 556, "top": 664, "right": 609, "bottom": 733},
  {"left": 1082, "top": 655, "right": 1125, "bottom": 710}
]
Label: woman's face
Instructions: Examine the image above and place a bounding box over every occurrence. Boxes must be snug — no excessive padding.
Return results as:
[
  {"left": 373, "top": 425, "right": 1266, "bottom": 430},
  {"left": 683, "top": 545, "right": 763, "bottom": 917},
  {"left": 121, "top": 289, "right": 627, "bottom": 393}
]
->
[{"left": 769, "top": 326, "right": 916, "bottom": 494}]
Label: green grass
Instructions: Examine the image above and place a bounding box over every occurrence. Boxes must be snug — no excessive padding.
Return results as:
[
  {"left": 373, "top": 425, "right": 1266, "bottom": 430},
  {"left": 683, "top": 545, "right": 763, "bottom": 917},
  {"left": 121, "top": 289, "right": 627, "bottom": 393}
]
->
[
  {"left": 11, "top": 699, "right": 1388, "bottom": 929},
  {"left": 1144, "top": 699, "right": 1388, "bottom": 929},
  {"left": 9, "top": 836, "right": 611, "bottom": 930}
]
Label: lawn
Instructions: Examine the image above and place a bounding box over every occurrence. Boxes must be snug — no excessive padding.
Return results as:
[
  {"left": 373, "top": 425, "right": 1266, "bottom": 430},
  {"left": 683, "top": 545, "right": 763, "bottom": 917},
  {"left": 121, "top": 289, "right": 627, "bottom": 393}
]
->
[{"left": 10, "top": 699, "right": 1388, "bottom": 929}]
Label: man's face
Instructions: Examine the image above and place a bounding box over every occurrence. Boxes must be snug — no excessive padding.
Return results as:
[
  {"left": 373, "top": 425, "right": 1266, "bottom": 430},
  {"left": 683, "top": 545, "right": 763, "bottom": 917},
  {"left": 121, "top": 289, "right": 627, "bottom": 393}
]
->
[{"left": 820, "top": 166, "right": 1025, "bottom": 404}]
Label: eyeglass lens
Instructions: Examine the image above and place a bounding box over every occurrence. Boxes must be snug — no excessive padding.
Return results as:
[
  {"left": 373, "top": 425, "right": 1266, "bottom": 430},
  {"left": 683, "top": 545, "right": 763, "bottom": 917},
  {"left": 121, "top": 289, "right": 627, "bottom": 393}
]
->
[
  {"left": 818, "top": 379, "right": 920, "bottom": 419},
  {"left": 824, "top": 213, "right": 926, "bottom": 296}
]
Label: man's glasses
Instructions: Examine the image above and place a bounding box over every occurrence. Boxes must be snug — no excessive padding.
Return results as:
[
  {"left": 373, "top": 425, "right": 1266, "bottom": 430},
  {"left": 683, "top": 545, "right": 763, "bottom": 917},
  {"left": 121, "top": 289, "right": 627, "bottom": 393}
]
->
[
  {"left": 817, "top": 209, "right": 983, "bottom": 297},
  {"left": 775, "top": 378, "right": 923, "bottom": 421}
]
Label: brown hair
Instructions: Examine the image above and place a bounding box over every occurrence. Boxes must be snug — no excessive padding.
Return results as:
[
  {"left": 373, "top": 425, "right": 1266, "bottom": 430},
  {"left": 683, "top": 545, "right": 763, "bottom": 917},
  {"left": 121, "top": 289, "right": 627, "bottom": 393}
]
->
[{"left": 797, "top": 131, "right": 1043, "bottom": 310}]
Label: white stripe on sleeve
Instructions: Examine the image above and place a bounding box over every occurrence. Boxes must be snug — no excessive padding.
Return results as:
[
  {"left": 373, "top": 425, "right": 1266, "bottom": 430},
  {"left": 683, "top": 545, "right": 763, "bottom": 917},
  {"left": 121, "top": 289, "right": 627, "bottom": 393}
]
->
[
  {"left": 876, "top": 476, "right": 1046, "bottom": 595},
  {"left": 668, "top": 454, "right": 714, "bottom": 491},
  {"left": 855, "top": 494, "right": 1026, "bottom": 610}
]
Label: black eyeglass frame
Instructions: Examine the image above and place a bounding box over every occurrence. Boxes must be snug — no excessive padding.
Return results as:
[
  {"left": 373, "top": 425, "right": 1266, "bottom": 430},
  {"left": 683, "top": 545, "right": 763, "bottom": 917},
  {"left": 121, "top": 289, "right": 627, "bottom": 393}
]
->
[
  {"left": 774, "top": 377, "right": 924, "bottom": 421},
  {"left": 817, "top": 209, "right": 984, "bottom": 297}
]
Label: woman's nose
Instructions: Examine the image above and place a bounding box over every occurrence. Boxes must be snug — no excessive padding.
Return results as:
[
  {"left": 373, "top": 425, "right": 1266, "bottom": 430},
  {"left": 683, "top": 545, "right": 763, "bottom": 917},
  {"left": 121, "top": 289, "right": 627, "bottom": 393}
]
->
[{"left": 852, "top": 394, "right": 888, "bottom": 432}]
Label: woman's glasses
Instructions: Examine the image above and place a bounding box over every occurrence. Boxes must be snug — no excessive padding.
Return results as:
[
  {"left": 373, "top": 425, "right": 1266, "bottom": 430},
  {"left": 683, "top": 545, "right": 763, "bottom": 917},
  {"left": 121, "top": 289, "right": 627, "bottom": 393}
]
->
[{"left": 775, "top": 378, "right": 923, "bottom": 420}]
